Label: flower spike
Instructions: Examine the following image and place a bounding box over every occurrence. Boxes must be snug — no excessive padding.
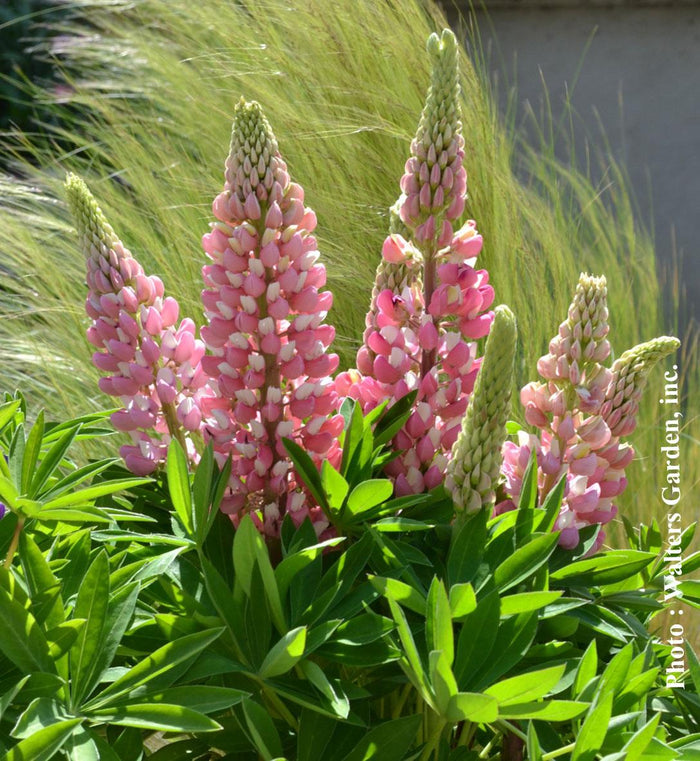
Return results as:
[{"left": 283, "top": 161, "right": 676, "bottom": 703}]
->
[{"left": 447, "top": 305, "right": 517, "bottom": 514}]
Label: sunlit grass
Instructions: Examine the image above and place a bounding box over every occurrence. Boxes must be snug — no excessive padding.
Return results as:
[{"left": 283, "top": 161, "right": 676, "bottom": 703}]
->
[{"left": 0, "top": 0, "right": 696, "bottom": 538}]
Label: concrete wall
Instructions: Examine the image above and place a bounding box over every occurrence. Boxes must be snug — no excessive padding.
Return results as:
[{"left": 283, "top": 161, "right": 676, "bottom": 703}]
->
[{"left": 459, "top": 3, "right": 700, "bottom": 330}]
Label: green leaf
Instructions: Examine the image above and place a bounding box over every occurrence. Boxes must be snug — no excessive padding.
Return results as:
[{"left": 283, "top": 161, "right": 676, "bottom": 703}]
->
[
  {"left": 297, "top": 709, "right": 338, "bottom": 761},
  {"left": 426, "top": 578, "right": 454, "bottom": 666},
  {"left": 299, "top": 660, "right": 350, "bottom": 719},
  {"left": 11, "top": 697, "right": 73, "bottom": 739},
  {"left": 573, "top": 640, "right": 598, "bottom": 697},
  {"left": 0, "top": 676, "right": 30, "bottom": 722},
  {"left": 22, "top": 410, "right": 44, "bottom": 495},
  {"left": 321, "top": 461, "right": 349, "bottom": 512},
  {"left": 526, "top": 721, "right": 543, "bottom": 761},
  {"left": 0, "top": 399, "right": 21, "bottom": 436},
  {"left": 0, "top": 584, "right": 54, "bottom": 674},
  {"left": 29, "top": 425, "right": 80, "bottom": 499},
  {"left": 572, "top": 692, "right": 614, "bottom": 761},
  {"left": 484, "top": 665, "right": 566, "bottom": 706},
  {"left": 241, "top": 697, "right": 283, "bottom": 761},
  {"left": 86, "top": 703, "right": 221, "bottom": 732},
  {"left": 191, "top": 444, "right": 213, "bottom": 538},
  {"left": 47, "top": 620, "right": 85, "bottom": 660},
  {"left": 70, "top": 551, "right": 110, "bottom": 706},
  {"left": 369, "top": 575, "right": 426, "bottom": 615},
  {"left": 373, "top": 391, "right": 418, "bottom": 448},
  {"left": 539, "top": 475, "right": 566, "bottom": 533},
  {"left": 515, "top": 449, "right": 538, "bottom": 545},
  {"left": 282, "top": 438, "right": 329, "bottom": 513},
  {"left": 449, "top": 583, "right": 477, "bottom": 620},
  {"left": 494, "top": 532, "right": 559, "bottom": 592},
  {"left": 598, "top": 642, "right": 634, "bottom": 698},
  {"left": 621, "top": 713, "right": 661, "bottom": 761},
  {"left": 166, "top": 439, "right": 193, "bottom": 535},
  {"left": 1, "top": 718, "right": 81, "bottom": 761},
  {"left": 446, "top": 693, "right": 498, "bottom": 723},
  {"left": 454, "top": 592, "right": 500, "bottom": 689},
  {"left": 339, "top": 714, "right": 422, "bottom": 761},
  {"left": 18, "top": 532, "right": 64, "bottom": 629},
  {"left": 372, "top": 517, "right": 435, "bottom": 532},
  {"left": 429, "top": 649, "right": 459, "bottom": 715},
  {"left": 551, "top": 551, "right": 657, "bottom": 586},
  {"left": 259, "top": 626, "right": 307, "bottom": 678},
  {"left": 275, "top": 538, "right": 345, "bottom": 600},
  {"left": 84, "top": 628, "right": 224, "bottom": 710},
  {"left": 500, "top": 591, "right": 562, "bottom": 616},
  {"left": 447, "top": 510, "right": 488, "bottom": 586},
  {"left": 499, "top": 700, "right": 589, "bottom": 721},
  {"left": 345, "top": 479, "right": 393, "bottom": 520},
  {"left": 387, "top": 597, "right": 433, "bottom": 707},
  {"left": 39, "top": 478, "right": 151, "bottom": 510}
]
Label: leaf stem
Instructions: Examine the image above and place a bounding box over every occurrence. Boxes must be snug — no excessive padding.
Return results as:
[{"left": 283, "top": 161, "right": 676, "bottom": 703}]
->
[
  {"left": 541, "top": 742, "right": 576, "bottom": 760},
  {"left": 3, "top": 516, "right": 24, "bottom": 568}
]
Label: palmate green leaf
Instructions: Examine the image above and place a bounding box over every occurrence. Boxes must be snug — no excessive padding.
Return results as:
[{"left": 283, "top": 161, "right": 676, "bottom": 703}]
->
[
  {"left": 573, "top": 640, "right": 598, "bottom": 697},
  {"left": 259, "top": 626, "right": 307, "bottom": 678},
  {"left": 493, "top": 532, "right": 559, "bottom": 592},
  {"left": 84, "top": 628, "right": 224, "bottom": 710},
  {"left": 0, "top": 584, "right": 55, "bottom": 674},
  {"left": 39, "top": 478, "right": 152, "bottom": 510},
  {"left": 598, "top": 642, "right": 634, "bottom": 698},
  {"left": 615, "top": 669, "right": 660, "bottom": 712},
  {"left": 138, "top": 686, "right": 248, "bottom": 715},
  {"left": 484, "top": 664, "right": 566, "bottom": 706},
  {"left": 18, "top": 532, "right": 64, "bottom": 629},
  {"left": 234, "top": 515, "right": 286, "bottom": 633},
  {"left": 550, "top": 550, "right": 657, "bottom": 586},
  {"left": 282, "top": 438, "right": 329, "bottom": 514},
  {"left": 387, "top": 597, "right": 433, "bottom": 708},
  {"left": 35, "top": 507, "right": 114, "bottom": 523},
  {"left": 1, "top": 718, "right": 81, "bottom": 761},
  {"left": 11, "top": 697, "right": 74, "bottom": 739},
  {"left": 47, "top": 619, "right": 86, "bottom": 660},
  {"left": 166, "top": 439, "right": 193, "bottom": 535},
  {"left": 344, "top": 479, "right": 393, "bottom": 521},
  {"left": 445, "top": 693, "right": 498, "bottom": 723},
  {"left": 275, "top": 538, "right": 345, "bottom": 600},
  {"left": 86, "top": 703, "right": 221, "bottom": 732},
  {"left": 500, "top": 591, "right": 562, "bottom": 616},
  {"left": 426, "top": 578, "right": 454, "bottom": 666},
  {"left": 69, "top": 551, "right": 110, "bottom": 706},
  {"left": 61, "top": 727, "right": 103, "bottom": 761},
  {"left": 321, "top": 461, "right": 349, "bottom": 512},
  {"left": 369, "top": 575, "right": 426, "bottom": 615},
  {"left": 515, "top": 449, "right": 538, "bottom": 545},
  {"left": 299, "top": 660, "right": 350, "bottom": 719},
  {"left": 241, "top": 697, "right": 283, "bottom": 761},
  {"left": 449, "top": 583, "right": 477, "bottom": 620},
  {"left": 447, "top": 509, "right": 488, "bottom": 586},
  {"left": 454, "top": 592, "right": 501, "bottom": 689},
  {"left": 21, "top": 410, "right": 44, "bottom": 495},
  {"left": 498, "top": 700, "right": 589, "bottom": 721},
  {"left": 0, "top": 399, "right": 21, "bottom": 436},
  {"left": 28, "top": 425, "right": 80, "bottom": 499},
  {"left": 621, "top": 713, "right": 661, "bottom": 761},
  {"left": 429, "top": 649, "right": 459, "bottom": 715},
  {"left": 572, "top": 692, "right": 614, "bottom": 761},
  {"left": 373, "top": 391, "right": 418, "bottom": 448},
  {"left": 339, "top": 714, "right": 422, "bottom": 761}
]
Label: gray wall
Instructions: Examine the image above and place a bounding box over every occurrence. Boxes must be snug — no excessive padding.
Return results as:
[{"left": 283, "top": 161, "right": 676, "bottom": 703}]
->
[{"left": 460, "top": 3, "right": 700, "bottom": 331}]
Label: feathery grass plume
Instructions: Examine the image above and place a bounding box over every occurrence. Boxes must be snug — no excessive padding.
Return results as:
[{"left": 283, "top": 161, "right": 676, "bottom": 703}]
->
[
  {"left": 501, "top": 274, "right": 680, "bottom": 553},
  {"left": 200, "top": 99, "right": 342, "bottom": 537},
  {"left": 447, "top": 304, "right": 516, "bottom": 514},
  {"left": 65, "top": 174, "right": 208, "bottom": 474},
  {"left": 337, "top": 29, "right": 494, "bottom": 497},
  {"left": 0, "top": 0, "right": 695, "bottom": 534}
]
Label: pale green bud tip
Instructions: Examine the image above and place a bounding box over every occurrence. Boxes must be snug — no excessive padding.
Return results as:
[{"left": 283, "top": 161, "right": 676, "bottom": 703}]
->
[
  {"left": 614, "top": 336, "right": 680, "bottom": 377},
  {"left": 447, "top": 305, "right": 517, "bottom": 515},
  {"left": 64, "top": 173, "right": 118, "bottom": 252},
  {"left": 230, "top": 97, "right": 278, "bottom": 161}
]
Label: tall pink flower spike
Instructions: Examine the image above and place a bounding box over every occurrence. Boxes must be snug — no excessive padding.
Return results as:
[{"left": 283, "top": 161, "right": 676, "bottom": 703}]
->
[
  {"left": 200, "top": 98, "right": 342, "bottom": 537},
  {"left": 336, "top": 29, "right": 494, "bottom": 496},
  {"left": 65, "top": 174, "right": 210, "bottom": 475},
  {"left": 500, "top": 273, "right": 679, "bottom": 553}
]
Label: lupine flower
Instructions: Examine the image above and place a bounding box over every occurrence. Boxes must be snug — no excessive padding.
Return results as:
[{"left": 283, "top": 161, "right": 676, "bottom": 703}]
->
[
  {"left": 200, "top": 98, "right": 343, "bottom": 537},
  {"left": 500, "top": 272, "right": 679, "bottom": 553},
  {"left": 336, "top": 29, "right": 494, "bottom": 496},
  {"left": 447, "top": 305, "right": 517, "bottom": 514},
  {"left": 66, "top": 174, "right": 209, "bottom": 475}
]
